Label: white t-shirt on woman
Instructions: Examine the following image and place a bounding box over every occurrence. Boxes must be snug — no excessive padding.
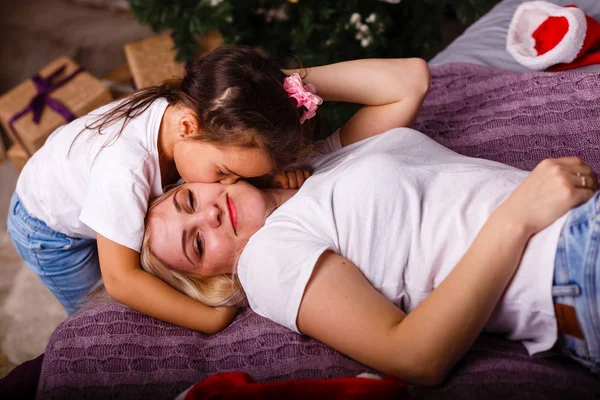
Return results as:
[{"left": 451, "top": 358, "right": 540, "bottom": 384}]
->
[
  {"left": 238, "top": 128, "right": 567, "bottom": 356},
  {"left": 16, "top": 98, "right": 168, "bottom": 252}
]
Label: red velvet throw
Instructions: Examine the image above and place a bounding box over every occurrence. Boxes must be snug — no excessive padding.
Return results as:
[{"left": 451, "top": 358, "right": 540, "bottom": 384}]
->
[{"left": 182, "top": 372, "right": 408, "bottom": 400}]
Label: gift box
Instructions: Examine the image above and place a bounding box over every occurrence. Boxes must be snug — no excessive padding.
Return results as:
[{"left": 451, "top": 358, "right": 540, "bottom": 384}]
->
[
  {"left": 7, "top": 143, "right": 28, "bottom": 174},
  {"left": 102, "top": 63, "right": 135, "bottom": 100},
  {"left": 125, "top": 35, "right": 185, "bottom": 90},
  {"left": 124, "top": 31, "right": 222, "bottom": 89},
  {"left": 0, "top": 56, "right": 113, "bottom": 156}
]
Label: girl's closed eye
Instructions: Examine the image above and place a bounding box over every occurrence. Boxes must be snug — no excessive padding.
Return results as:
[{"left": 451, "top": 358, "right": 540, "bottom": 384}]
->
[{"left": 219, "top": 170, "right": 240, "bottom": 184}]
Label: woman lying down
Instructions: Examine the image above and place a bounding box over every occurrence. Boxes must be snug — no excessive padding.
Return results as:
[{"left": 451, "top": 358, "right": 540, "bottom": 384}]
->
[{"left": 140, "top": 63, "right": 599, "bottom": 385}]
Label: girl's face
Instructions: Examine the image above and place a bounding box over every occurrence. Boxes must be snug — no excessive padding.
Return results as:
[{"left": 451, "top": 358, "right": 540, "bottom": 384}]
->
[
  {"left": 173, "top": 141, "right": 274, "bottom": 184},
  {"left": 147, "top": 180, "right": 270, "bottom": 276}
]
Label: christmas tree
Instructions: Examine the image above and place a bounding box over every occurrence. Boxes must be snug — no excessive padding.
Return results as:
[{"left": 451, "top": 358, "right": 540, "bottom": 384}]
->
[{"left": 129, "top": 0, "right": 499, "bottom": 127}]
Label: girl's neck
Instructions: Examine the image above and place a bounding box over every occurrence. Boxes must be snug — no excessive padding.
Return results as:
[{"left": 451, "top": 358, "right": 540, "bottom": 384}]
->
[{"left": 157, "top": 105, "right": 180, "bottom": 185}]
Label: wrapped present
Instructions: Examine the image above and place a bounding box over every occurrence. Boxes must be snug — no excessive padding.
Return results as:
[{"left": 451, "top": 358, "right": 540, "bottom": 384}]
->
[
  {"left": 125, "top": 35, "right": 185, "bottom": 90},
  {"left": 0, "top": 56, "right": 113, "bottom": 156},
  {"left": 7, "top": 143, "right": 28, "bottom": 174},
  {"left": 102, "top": 63, "right": 135, "bottom": 100},
  {"left": 124, "top": 31, "right": 222, "bottom": 89}
]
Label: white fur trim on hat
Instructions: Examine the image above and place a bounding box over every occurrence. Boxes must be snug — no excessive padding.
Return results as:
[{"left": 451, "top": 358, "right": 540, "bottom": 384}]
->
[{"left": 506, "top": 1, "right": 587, "bottom": 70}]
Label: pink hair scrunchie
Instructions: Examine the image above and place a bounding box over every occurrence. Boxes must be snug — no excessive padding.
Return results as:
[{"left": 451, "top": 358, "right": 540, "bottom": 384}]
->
[{"left": 283, "top": 73, "right": 323, "bottom": 124}]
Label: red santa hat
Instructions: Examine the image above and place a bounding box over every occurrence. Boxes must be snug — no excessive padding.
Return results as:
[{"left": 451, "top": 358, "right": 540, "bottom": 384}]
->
[{"left": 506, "top": 1, "right": 600, "bottom": 71}]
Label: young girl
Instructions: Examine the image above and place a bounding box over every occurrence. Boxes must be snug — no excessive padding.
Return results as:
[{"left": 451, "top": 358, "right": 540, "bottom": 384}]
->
[{"left": 6, "top": 46, "right": 317, "bottom": 332}]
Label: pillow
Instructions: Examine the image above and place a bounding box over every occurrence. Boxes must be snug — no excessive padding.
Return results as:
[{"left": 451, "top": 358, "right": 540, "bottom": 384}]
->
[{"left": 430, "top": 0, "right": 600, "bottom": 72}]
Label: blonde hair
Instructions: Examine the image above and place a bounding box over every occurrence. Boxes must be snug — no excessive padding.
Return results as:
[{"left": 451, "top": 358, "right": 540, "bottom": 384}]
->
[{"left": 139, "top": 187, "right": 246, "bottom": 307}]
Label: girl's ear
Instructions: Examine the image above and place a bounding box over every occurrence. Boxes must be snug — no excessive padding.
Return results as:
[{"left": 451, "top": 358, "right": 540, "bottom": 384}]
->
[{"left": 178, "top": 109, "right": 201, "bottom": 138}]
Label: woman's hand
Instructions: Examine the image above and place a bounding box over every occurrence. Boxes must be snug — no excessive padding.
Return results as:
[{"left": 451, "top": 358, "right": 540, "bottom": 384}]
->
[
  {"left": 285, "top": 58, "right": 430, "bottom": 147},
  {"left": 270, "top": 169, "right": 311, "bottom": 189},
  {"left": 498, "top": 157, "right": 597, "bottom": 237}
]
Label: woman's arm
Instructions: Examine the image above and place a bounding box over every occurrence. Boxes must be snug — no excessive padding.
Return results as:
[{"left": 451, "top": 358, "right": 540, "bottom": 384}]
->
[
  {"left": 285, "top": 58, "right": 431, "bottom": 147},
  {"left": 96, "top": 234, "right": 236, "bottom": 334},
  {"left": 298, "top": 220, "right": 527, "bottom": 386},
  {"left": 297, "top": 157, "right": 597, "bottom": 385}
]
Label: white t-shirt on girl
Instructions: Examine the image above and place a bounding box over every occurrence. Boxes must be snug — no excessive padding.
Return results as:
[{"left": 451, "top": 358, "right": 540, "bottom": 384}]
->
[
  {"left": 238, "top": 128, "right": 567, "bottom": 356},
  {"left": 16, "top": 98, "right": 169, "bottom": 252}
]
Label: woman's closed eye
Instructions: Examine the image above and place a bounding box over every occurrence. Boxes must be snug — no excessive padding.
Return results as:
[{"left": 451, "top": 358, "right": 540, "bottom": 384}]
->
[
  {"left": 187, "top": 189, "right": 195, "bottom": 211},
  {"left": 185, "top": 190, "right": 203, "bottom": 258},
  {"left": 194, "top": 231, "right": 204, "bottom": 259}
]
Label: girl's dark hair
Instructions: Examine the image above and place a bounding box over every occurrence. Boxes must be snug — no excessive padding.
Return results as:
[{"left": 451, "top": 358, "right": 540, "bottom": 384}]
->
[{"left": 82, "top": 46, "right": 316, "bottom": 168}]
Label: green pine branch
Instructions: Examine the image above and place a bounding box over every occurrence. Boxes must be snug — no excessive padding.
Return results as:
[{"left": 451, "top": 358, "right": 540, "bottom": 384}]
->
[{"left": 128, "top": 0, "right": 499, "bottom": 126}]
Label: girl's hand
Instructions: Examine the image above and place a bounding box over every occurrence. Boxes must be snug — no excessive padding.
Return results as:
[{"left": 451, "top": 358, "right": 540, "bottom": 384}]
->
[
  {"left": 270, "top": 169, "right": 311, "bottom": 189},
  {"left": 498, "top": 157, "right": 597, "bottom": 237}
]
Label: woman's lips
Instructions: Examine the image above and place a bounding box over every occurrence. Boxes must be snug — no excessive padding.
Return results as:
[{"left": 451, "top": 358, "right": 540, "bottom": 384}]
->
[{"left": 227, "top": 194, "right": 238, "bottom": 234}]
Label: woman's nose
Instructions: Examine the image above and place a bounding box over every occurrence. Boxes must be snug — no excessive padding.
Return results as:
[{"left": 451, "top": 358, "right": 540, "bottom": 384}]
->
[{"left": 193, "top": 202, "right": 221, "bottom": 228}]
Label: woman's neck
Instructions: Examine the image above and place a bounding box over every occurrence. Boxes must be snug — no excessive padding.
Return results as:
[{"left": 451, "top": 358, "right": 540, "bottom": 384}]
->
[{"left": 263, "top": 188, "right": 297, "bottom": 217}]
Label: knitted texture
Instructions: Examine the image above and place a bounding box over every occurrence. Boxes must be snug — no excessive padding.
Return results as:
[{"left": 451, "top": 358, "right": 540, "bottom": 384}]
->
[
  {"left": 38, "top": 302, "right": 600, "bottom": 400},
  {"left": 414, "top": 63, "right": 600, "bottom": 175},
  {"left": 38, "top": 63, "right": 600, "bottom": 399},
  {"left": 38, "top": 302, "right": 376, "bottom": 399}
]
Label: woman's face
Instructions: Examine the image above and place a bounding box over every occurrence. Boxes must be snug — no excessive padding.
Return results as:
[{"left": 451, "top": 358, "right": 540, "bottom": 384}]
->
[{"left": 147, "top": 181, "right": 270, "bottom": 276}]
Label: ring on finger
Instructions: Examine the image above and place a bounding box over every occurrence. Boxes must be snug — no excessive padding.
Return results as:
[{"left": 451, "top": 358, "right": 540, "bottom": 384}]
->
[{"left": 576, "top": 172, "right": 587, "bottom": 188}]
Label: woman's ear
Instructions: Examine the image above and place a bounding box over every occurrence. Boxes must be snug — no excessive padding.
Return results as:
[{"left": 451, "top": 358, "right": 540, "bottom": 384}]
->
[{"left": 178, "top": 109, "right": 201, "bottom": 138}]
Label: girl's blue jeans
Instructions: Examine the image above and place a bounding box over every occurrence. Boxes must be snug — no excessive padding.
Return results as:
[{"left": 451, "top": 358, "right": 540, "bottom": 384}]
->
[
  {"left": 553, "top": 191, "right": 600, "bottom": 375},
  {"left": 7, "top": 192, "right": 101, "bottom": 315}
]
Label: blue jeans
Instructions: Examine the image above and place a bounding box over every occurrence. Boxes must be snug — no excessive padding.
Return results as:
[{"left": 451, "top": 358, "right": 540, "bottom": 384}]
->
[
  {"left": 6, "top": 192, "right": 101, "bottom": 315},
  {"left": 553, "top": 191, "right": 600, "bottom": 375}
]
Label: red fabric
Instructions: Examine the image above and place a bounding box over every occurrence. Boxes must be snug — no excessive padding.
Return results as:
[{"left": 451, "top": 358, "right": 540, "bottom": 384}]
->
[
  {"left": 183, "top": 372, "right": 409, "bottom": 400},
  {"left": 533, "top": 16, "right": 569, "bottom": 56},
  {"left": 578, "top": 14, "right": 600, "bottom": 55},
  {"left": 535, "top": 4, "right": 600, "bottom": 71},
  {"left": 550, "top": 12, "right": 600, "bottom": 71}
]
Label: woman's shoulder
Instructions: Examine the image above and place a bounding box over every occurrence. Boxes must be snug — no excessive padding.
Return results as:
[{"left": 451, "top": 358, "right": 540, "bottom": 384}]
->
[
  {"left": 239, "top": 208, "right": 334, "bottom": 273},
  {"left": 237, "top": 220, "right": 335, "bottom": 332}
]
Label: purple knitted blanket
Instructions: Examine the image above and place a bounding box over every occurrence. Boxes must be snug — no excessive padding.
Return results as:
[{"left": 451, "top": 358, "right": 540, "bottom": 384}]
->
[
  {"left": 414, "top": 63, "right": 600, "bottom": 174},
  {"left": 38, "top": 63, "right": 600, "bottom": 399},
  {"left": 38, "top": 302, "right": 599, "bottom": 400}
]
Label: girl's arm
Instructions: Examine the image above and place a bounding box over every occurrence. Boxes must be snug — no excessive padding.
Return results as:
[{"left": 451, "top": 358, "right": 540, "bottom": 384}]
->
[
  {"left": 296, "top": 157, "right": 597, "bottom": 385},
  {"left": 96, "top": 234, "right": 236, "bottom": 334},
  {"left": 285, "top": 58, "right": 431, "bottom": 147}
]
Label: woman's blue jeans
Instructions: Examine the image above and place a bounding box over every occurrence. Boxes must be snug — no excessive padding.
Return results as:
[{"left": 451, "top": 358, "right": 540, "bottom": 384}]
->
[
  {"left": 6, "top": 192, "right": 101, "bottom": 315},
  {"left": 553, "top": 191, "right": 600, "bottom": 375}
]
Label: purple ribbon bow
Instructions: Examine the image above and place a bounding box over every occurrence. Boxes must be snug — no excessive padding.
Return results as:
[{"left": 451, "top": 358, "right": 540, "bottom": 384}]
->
[{"left": 9, "top": 64, "right": 85, "bottom": 156}]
